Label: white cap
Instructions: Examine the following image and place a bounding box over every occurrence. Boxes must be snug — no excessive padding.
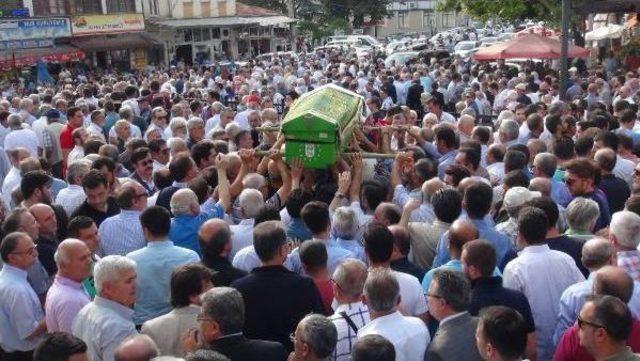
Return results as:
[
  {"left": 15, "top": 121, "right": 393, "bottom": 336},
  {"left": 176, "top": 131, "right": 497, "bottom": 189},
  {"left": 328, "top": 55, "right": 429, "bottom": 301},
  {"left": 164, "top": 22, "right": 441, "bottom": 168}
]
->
[{"left": 503, "top": 187, "right": 541, "bottom": 210}]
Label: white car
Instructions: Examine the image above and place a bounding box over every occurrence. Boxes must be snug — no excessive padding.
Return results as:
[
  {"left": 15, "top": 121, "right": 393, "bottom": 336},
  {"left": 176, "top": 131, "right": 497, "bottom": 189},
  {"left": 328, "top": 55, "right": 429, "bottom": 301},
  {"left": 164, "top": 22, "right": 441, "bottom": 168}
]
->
[
  {"left": 454, "top": 41, "right": 479, "bottom": 58},
  {"left": 479, "top": 36, "right": 499, "bottom": 47},
  {"left": 384, "top": 51, "right": 420, "bottom": 68}
]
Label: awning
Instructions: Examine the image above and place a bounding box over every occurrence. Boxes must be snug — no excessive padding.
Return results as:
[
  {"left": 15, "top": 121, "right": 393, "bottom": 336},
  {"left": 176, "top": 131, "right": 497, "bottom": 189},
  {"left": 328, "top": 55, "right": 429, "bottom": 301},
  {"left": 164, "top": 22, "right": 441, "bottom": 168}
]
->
[
  {"left": 585, "top": 24, "right": 624, "bottom": 41},
  {"left": 0, "top": 45, "right": 85, "bottom": 70},
  {"left": 151, "top": 15, "right": 296, "bottom": 28},
  {"left": 71, "top": 32, "right": 159, "bottom": 51},
  {"left": 473, "top": 34, "right": 589, "bottom": 60}
]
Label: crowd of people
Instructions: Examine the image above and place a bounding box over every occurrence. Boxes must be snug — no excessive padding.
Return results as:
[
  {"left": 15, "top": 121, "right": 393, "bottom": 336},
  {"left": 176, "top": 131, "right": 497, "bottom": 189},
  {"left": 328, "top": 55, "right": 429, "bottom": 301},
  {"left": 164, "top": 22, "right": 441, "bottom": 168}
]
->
[{"left": 0, "top": 44, "right": 639, "bottom": 361}]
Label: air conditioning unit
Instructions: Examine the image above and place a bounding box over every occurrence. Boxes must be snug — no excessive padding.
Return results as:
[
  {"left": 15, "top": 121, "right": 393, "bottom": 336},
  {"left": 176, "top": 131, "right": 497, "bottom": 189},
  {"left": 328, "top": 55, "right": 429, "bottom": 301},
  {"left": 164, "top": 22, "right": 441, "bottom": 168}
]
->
[{"left": 409, "top": 2, "right": 417, "bottom": 8}]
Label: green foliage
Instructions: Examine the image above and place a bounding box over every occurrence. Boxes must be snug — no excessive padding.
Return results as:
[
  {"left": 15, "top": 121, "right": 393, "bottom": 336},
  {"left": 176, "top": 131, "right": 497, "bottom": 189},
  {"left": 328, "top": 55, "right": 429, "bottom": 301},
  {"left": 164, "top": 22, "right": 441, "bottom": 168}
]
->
[
  {"left": 297, "top": 18, "right": 352, "bottom": 40},
  {"left": 436, "top": 0, "right": 571, "bottom": 24}
]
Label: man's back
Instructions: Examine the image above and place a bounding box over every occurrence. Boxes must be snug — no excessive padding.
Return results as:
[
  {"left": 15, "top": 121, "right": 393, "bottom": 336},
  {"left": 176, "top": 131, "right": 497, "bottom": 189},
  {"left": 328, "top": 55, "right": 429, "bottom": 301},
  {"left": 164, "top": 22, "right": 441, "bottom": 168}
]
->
[
  {"left": 72, "top": 296, "right": 138, "bottom": 361},
  {"left": 231, "top": 265, "right": 324, "bottom": 350},
  {"left": 426, "top": 312, "right": 483, "bottom": 361},
  {"left": 503, "top": 244, "right": 585, "bottom": 361},
  {"left": 127, "top": 242, "right": 200, "bottom": 324},
  {"left": 358, "top": 310, "right": 429, "bottom": 361},
  {"left": 141, "top": 305, "right": 199, "bottom": 357}
]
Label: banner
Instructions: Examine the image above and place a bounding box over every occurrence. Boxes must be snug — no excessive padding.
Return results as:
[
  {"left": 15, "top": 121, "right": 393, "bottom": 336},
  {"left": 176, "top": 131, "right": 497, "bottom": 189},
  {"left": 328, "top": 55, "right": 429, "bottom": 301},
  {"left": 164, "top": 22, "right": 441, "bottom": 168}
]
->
[
  {"left": 0, "top": 18, "right": 70, "bottom": 42},
  {"left": 0, "top": 39, "right": 54, "bottom": 51},
  {"left": 71, "top": 14, "right": 145, "bottom": 36}
]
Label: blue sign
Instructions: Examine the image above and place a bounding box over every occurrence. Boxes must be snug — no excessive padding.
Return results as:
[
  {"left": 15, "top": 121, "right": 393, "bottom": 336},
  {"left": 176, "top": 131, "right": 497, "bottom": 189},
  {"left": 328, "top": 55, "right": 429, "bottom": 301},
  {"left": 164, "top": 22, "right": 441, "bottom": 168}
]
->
[
  {"left": 0, "top": 38, "right": 54, "bottom": 50},
  {"left": 0, "top": 18, "right": 71, "bottom": 42},
  {"left": 0, "top": 8, "right": 30, "bottom": 18}
]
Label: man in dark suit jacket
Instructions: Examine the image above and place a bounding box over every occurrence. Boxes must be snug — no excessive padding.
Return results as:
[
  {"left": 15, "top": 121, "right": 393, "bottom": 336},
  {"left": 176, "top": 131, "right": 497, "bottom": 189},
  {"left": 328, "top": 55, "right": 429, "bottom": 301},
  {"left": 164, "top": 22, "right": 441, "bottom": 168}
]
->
[
  {"left": 425, "top": 269, "right": 483, "bottom": 361},
  {"left": 231, "top": 221, "right": 325, "bottom": 351},
  {"left": 199, "top": 219, "right": 247, "bottom": 286},
  {"left": 155, "top": 153, "right": 197, "bottom": 212},
  {"left": 187, "top": 286, "right": 288, "bottom": 361},
  {"left": 406, "top": 79, "right": 424, "bottom": 120}
]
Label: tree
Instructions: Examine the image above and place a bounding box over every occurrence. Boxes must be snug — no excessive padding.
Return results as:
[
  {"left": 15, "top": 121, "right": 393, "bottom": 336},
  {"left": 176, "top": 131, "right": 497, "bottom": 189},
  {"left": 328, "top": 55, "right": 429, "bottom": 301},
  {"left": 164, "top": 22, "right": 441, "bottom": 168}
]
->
[{"left": 436, "top": 0, "right": 580, "bottom": 24}]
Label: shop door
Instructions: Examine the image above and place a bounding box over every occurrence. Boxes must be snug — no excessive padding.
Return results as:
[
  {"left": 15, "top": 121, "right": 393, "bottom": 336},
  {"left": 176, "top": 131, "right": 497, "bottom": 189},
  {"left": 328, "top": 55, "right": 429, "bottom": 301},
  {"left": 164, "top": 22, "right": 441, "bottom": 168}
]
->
[{"left": 175, "top": 45, "right": 193, "bottom": 64}]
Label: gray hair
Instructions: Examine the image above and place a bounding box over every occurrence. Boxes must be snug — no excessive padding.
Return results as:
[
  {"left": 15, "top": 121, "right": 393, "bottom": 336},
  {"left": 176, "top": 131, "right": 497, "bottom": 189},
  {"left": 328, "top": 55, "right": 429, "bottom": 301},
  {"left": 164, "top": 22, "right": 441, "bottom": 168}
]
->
[
  {"left": 610, "top": 211, "right": 640, "bottom": 249},
  {"left": 94, "top": 255, "right": 136, "bottom": 294},
  {"left": 66, "top": 159, "right": 92, "bottom": 185},
  {"left": 118, "top": 106, "right": 133, "bottom": 120},
  {"left": 499, "top": 120, "right": 519, "bottom": 142},
  {"left": 332, "top": 207, "right": 358, "bottom": 240},
  {"left": 566, "top": 197, "right": 600, "bottom": 233},
  {"left": 242, "top": 173, "right": 266, "bottom": 190},
  {"left": 528, "top": 177, "right": 552, "bottom": 197},
  {"left": 7, "top": 114, "right": 22, "bottom": 128},
  {"left": 364, "top": 269, "right": 400, "bottom": 313},
  {"left": 533, "top": 152, "right": 557, "bottom": 178},
  {"left": 238, "top": 188, "right": 264, "bottom": 219},
  {"left": 581, "top": 237, "right": 614, "bottom": 270},
  {"left": 297, "top": 314, "right": 338, "bottom": 359},
  {"left": 187, "top": 117, "right": 204, "bottom": 129},
  {"left": 332, "top": 259, "right": 367, "bottom": 298},
  {"left": 201, "top": 287, "right": 245, "bottom": 335},
  {"left": 170, "top": 188, "right": 199, "bottom": 216},
  {"left": 431, "top": 269, "right": 470, "bottom": 312}
]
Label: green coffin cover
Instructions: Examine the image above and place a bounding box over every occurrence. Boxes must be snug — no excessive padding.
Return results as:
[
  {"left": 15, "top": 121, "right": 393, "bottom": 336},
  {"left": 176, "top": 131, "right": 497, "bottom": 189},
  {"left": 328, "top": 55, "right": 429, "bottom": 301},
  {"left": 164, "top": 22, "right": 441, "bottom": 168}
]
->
[{"left": 281, "top": 84, "right": 364, "bottom": 168}]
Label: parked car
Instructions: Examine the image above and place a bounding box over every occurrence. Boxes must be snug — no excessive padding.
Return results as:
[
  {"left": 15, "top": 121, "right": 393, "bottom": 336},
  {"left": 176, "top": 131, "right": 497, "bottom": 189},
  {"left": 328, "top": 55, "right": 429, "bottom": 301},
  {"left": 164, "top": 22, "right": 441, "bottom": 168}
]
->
[
  {"left": 385, "top": 51, "right": 420, "bottom": 67},
  {"left": 454, "top": 41, "right": 479, "bottom": 58}
]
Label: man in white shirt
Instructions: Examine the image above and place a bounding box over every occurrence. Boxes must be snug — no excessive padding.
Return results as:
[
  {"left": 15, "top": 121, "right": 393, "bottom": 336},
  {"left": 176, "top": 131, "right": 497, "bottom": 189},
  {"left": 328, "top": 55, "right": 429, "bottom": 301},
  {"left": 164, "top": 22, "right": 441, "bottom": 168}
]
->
[
  {"left": 56, "top": 159, "right": 90, "bottom": 216},
  {"left": 358, "top": 269, "right": 429, "bottom": 361},
  {"left": 230, "top": 189, "right": 263, "bottom": 258},
  {"left": 503, "top": 207, "right": 584, "bottom": 361},
  {"left": 363, "top": 224, "right": 428, "bottom": 320},
  {"left": 4, "top": 114, "right": 40, "bottom": 158},
  {"left": 86, "top": 110, "right": 106, "bottom": 142},
  {"left": 67, "top": 128, "right": 87, "bottom": 166}
]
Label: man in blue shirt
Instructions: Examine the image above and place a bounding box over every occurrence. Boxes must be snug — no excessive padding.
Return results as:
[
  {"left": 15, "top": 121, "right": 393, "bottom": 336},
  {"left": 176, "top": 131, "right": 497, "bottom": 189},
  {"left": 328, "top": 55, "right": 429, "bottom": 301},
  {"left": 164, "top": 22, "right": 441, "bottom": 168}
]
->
[
  {"left": 433, "top": 181, "right": 515, "bottom": 271},
  {"left": 126, "top": 206, "right": 200, "bottom": 325},
  {"left": 434, "top": 125, "right": 459, "bottom": 180}
]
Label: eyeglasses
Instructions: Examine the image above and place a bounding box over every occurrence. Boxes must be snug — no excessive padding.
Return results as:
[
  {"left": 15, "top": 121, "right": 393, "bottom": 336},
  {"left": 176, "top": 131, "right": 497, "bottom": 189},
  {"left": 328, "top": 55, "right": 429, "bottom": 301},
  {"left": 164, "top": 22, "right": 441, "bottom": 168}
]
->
[
  {"left": 140, "top": 159, "right": 153, "bottom": 166},
  {"left": 196, "top": 314, "right": 214, "bottom": 322},
  {"left": 427, "top": 293, "right": 442, "bottom": 299},
  {"left": 289, "top": 332, "right": 306, "bottom": 344},
  {"left": 577, "top": 316, "right": 606, "bottom": 331},
  {"left": 11, "top": 245, "right": 37, "bottom": 256},
  {"left": 634, "top": 169, "right": 640, "bottom": 177}
]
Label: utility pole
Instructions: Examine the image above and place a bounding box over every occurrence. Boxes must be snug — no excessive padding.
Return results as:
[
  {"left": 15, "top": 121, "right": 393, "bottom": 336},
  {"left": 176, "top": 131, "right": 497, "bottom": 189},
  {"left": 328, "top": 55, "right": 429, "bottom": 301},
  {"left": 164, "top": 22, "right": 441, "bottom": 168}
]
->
[
  {"left": 559, "top": 0, "right": 570, "bottom": 100},
  {"left": 288, "top": 0, "right": 296, "bottom": 51}
]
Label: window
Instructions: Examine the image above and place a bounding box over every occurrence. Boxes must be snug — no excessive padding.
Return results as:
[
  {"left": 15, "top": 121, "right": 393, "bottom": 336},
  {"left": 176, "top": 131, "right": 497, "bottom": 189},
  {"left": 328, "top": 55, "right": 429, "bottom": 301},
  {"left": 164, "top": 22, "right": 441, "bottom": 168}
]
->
[
  {"left": 398, "top": 12, "right": 407, "bottom": 29},
  {"left": 194, "top": 29, "right": 202, "bottom": 42},
  {"left": 149, "top": 0, "right": 159, "bottom": 15},
  {"left": 212, "top": 28, "right": 221, "bottom": 39},
  {"left": 73, "top": 0, "right": 101, "bottom": 14},
  {"left": 107, "top": 0, "right": 136, "bottom": 13},
  {"left": 33, "top": 0, "right": 67, "bottom": 15},
  {"left": 202, "top": 28, "right": 211, "bottom": 41}
]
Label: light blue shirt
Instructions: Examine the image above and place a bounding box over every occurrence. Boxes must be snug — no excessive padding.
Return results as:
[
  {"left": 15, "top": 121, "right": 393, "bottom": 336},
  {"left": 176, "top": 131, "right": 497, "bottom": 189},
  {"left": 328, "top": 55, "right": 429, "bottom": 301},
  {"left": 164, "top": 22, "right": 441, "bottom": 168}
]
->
[
  {"left": 232, "top": 245, "right": 262, "bottom": 273},
  {"left": 432, "top": 218, "right": 513, "bottom": 269},
  {"left": 126, "top": 240, "right": 200, "bottom": 324},
  {"left": 550, "top": 179, "right": 572, "bottom": 208},
  {"left": 335, "top": 237, "right": 367, "bottom": 263},
  {"left": 421, "top": 259, "right": 500, "bottom": 292},
  {"left": 437, "top": 150, "right": 458, "bottom": 180},
  {"left": 287, "top": 238, "right": 355, "bottom": 276},
  {"left": 170, "top": 199, "right": 224, "bottom": 256},
  {"left": 72, "top": 296, "right": 137, "bottom": 361},
  {"left": 0, "top": 264, "right": 45, "bottom": 352},
  {"left": 98, "top": 210, "right": 146, "bottom": 257}
]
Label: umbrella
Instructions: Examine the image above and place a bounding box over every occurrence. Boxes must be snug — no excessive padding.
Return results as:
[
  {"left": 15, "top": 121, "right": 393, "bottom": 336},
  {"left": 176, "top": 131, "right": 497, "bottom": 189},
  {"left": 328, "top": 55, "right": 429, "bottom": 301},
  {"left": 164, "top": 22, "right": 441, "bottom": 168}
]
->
[
  {"left": 585, "top": 24, "right": 624, "bottom": 41},
  {"left": 472, "top": 34, "right": 590, "bottom": 61},
  {"left": 516, "top": 26, "right": 558, "bottom": 38}
]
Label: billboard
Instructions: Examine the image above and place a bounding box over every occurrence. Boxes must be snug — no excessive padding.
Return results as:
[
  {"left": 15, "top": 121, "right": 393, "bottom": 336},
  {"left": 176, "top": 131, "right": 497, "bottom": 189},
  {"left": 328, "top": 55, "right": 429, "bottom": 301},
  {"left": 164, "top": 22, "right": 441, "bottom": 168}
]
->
[
  {"left": 0, "top": 18, "right": 70, "bottom": 42},
  {"left": 71, "top": 14, "right": 145, "bottom": 36}
]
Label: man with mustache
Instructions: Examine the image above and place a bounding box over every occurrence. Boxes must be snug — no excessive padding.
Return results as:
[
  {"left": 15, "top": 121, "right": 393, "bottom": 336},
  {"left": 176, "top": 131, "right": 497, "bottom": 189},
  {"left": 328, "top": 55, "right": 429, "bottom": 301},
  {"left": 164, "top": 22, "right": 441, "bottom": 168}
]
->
[{"left": 130, "top": 147, "right": 156, "bottom": 196}]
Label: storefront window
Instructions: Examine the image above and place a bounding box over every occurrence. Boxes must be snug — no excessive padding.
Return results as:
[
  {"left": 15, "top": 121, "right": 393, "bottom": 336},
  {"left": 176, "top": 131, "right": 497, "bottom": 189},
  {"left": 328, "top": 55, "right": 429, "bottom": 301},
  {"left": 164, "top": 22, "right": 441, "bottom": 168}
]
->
[
  {"left": 202, "top": 28, "right": 211, "bottom": 41},
  {"left": 107, "top": 0, "right": 136, "bottom": 13},
  {"left": 73, "top": 0, "right": 101, "bottom": 14},
  {"left": 249, "top": 27, "right": 259, "bottom": 36},
  {"left": 33, "top": 0, "right": 67, "bottom": 15},
  {"left": 222, "top": 29, "right": 229, "bottom": 38},
  {"left": 212, "top": 28, "right": 221, "bottom": 39},
  {"left": 194, "top": 29, "right": 202, "bottom": 42},
  {"left": 184, "top": 30, "right": 193, "bottom": 42}
]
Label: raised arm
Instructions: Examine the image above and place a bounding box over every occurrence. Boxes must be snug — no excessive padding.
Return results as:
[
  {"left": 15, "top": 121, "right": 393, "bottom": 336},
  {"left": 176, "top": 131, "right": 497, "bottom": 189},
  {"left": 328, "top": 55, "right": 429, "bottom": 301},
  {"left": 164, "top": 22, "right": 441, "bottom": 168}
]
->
[
  {"left": 399, "top": 198, "right": 421, "bottom": 228},
  {"left": 330, "top": 171, "right": 351, "bottom": 211},
  {"left": 348, "top": 153, "right": 363, "bottom": 203},
  {"left": 229, "top": 149, "right": 253, "bottom": 198},
  {"left": 271, "top": 149, "right": 292, "bottom": 206},
  {"left": 214, "top": 154, "right": 231, "bottom": 213}
]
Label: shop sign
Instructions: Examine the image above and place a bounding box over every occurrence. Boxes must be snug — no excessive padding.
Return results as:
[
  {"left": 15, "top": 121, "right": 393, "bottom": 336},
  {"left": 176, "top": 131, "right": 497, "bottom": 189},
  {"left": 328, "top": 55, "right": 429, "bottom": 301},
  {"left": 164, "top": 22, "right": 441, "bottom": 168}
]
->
[
  {"left": 0, "top": 18, "right": 70, "bottom": 42},
  {"left": 71, "top": 14, "right": 145, "bottom": 36},
  {"left": 0, "top": 38, "right": 54, "bottom": 50}
]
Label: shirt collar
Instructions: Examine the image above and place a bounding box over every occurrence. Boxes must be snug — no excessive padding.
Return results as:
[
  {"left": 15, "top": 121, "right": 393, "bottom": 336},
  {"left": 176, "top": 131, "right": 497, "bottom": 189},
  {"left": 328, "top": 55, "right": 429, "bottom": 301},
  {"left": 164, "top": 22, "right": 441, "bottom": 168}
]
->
[
  {"left": 521, "top": 244, "right": 551, "bottom": 254},
  {"left": 439, "top": 311, "right": 468, "bottom": 327},
  {"left": 333, "top": 301, "right": 367, "bottom": 313},
  {"left": 239, "top": 218, "right": 255, "bottom": 226},
  {"left": 54, "top": 274, "right": 83, "bottom": 288},
  {"left": 0, "top": 263, "right": 28, "bottom": 279},
  {"left": 93, "top": 296, "right": 134, "bottom": 318},
  {"left": 147, "top": 240, "right": 173, "bottom": 248},
  {"left": 172, "top": 181, "right": 188, "bottom": 188}
]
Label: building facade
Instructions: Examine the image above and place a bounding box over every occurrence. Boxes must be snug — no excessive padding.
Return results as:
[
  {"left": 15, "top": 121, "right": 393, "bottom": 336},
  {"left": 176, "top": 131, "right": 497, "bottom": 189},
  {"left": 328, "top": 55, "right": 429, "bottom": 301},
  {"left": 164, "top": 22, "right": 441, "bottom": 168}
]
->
[
  {"left": 143, "top": 0, "right": 295, "bottom": 64},
  {"left": 375, "top": 0, "right": 468, "bottom": 38}
]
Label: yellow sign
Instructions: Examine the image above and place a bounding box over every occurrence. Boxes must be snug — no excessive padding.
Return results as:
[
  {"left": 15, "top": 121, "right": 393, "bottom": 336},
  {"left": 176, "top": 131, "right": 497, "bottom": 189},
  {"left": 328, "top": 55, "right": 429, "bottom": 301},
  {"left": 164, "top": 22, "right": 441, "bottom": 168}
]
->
[{"left": 71, "top": 14, "right": 145, "bottom": 36}]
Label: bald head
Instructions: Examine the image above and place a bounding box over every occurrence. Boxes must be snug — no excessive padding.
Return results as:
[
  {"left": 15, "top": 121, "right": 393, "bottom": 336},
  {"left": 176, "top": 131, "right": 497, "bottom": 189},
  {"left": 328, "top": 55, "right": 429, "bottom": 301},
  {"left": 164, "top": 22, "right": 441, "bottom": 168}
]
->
[
  {"left": 170, "top": 188, "right": 199, "bottom": 216},
  {"left": 449, "top": 219, "right": 479, "bottom": 258},
  {"left": 29, "top": 203, "right": 56, "bottom": 237},
  {"left": 388, "top": 225, "right": 411, "bottom": 257},
  {"left": 594, "top": 148, "right": 617, "bottom": 173},
  {"left": 529, "top": 177, "right": 552, "bottom": 197},
  {"left": 198, "top": 218, "right": 232, "bottom": 259},
  {"left": 581, "top": 237, "right": 614, "bottom": 271},
  {"left": 374, "top": 202, "right": 402, "bottom": 226},
  {"left": 422, "top": 178, "right": 445, "bottom": 203},
  {"left": 594, "top": 266, "right": 634, "bottom": 303},
  {"left": 114, "top": 334, "right": 159, "bottom": 361},
  {"left": 54, "top": 238, "right": 91, "bottom": 282}
]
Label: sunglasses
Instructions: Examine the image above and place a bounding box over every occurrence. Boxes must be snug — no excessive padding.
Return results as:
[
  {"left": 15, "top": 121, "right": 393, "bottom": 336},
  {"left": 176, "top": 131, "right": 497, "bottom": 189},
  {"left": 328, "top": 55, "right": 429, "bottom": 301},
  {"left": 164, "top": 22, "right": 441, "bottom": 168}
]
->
[
  {"left": 577, "top": 316, "right": 606, "bottom": 331},
  {"left": 634, "top": 169, "right": 640, "bottom": 177},
  {"left": 139, "top": 159, "right": 153, "bottom": 166}
]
